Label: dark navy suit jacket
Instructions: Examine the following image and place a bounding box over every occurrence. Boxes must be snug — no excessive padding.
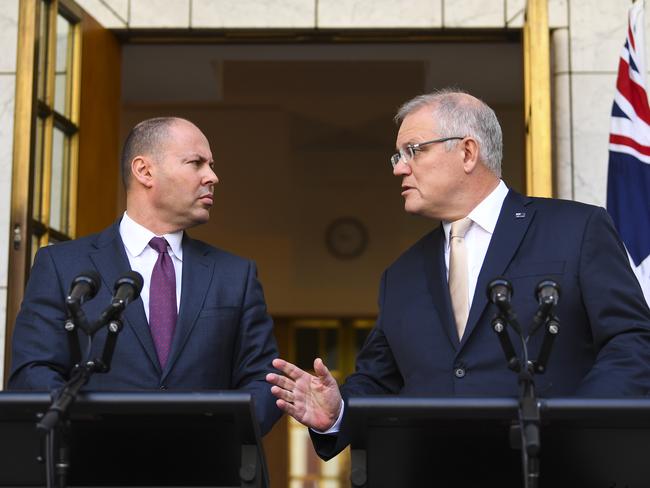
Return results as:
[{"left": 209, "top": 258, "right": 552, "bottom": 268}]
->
[
  {"left": 9, "top": 222, "right": 281, "bottom": 435},
  {"left": 313, "top": 190, "right": 650, "bottom": 459}
]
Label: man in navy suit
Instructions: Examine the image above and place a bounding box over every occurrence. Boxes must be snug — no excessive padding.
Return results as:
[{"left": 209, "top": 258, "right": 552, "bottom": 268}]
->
[
  {"left": 266, "top": 89, "right": 650, "bottom": 457},
  {"left": 9, "top": 117, "right": 281, "bottom": 435}
]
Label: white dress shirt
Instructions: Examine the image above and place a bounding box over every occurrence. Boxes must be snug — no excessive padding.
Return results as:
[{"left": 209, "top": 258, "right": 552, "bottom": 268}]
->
[
  {"left": 442, "top": 180, "right": 509, "bottom": 309},
  {"left": 319, "top": 180, "right": 510, "bottom": 435},
  {"left": 119, "top": 212, "right": 184, "bottom": 321}
]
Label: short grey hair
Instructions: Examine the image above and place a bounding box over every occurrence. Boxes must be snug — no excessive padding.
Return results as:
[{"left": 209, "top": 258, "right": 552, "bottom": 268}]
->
[{"left": 394, "top": 88, "right": 503, "bottom": 177}]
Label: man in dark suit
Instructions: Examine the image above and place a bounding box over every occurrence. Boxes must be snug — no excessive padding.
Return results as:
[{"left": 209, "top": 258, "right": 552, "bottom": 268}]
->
[
  {"left": 266, "top": 89, "right": 650, "bottom": 457},
  {"left": 9, "top": 117, "right": 281, "bottom": 435}
]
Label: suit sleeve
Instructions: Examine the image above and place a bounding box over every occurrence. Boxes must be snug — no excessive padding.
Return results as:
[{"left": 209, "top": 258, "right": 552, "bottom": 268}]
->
[
  {"left": 576, "top": 207, "right": 650, "bottom": 396},
  {"left": 8, "top": 246, "right": 71, "bottom": 390},
  {"left": 230, "top": 260, "right": 282, "bottom": 436}
]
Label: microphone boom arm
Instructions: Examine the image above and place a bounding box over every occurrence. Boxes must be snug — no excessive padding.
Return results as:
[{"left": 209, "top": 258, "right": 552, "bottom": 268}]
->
[{"left": 530, "top": 316, "right": 560, "bottom": 374}]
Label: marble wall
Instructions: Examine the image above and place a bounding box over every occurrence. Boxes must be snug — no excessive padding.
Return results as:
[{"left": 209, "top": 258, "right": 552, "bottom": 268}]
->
[
  {"left": 0, "top": 0, "right": 18, "bottom": 385},
  {"left": 552, "top": 0, "right": 633, "bottom": 206},
  {"left": 74, "top": 0, "right": 572, "bottom": 29}
]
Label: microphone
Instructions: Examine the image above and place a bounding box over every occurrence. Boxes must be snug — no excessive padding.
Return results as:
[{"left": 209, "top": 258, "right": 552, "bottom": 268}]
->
[
  {"left": 536, "top": 280, "right": 560, "bottom": 308},
  {"left": 93, "top": 271, "right": 144, "bottom": 332},
  {"left": 487, "top": 277, "right": 513, "bottom": 313},
  {"left": 66, "top": 271, "right": 101, "bottom": 306},
  {"left": 112, "top": 271, "right": 144, "bottom": 308},
  {"left": 530, "top": 280, "right": 560, "bottom": 336},
  {"left": 487, "top": 277, "right": 522, "bottom": 333}
]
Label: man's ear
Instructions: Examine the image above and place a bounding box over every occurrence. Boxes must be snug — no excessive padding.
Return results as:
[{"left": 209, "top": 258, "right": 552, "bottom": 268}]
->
[
  {"left": 461, "top": 137, "right": 480, "bottom": 174},
  {"left": 131, "top": 156, "right": 154, "bottom": 188}
]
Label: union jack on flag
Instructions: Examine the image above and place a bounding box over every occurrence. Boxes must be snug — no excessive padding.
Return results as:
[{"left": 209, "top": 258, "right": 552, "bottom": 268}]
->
[{"left": 607, "top": 0, "right": 650, "bottom": 306}]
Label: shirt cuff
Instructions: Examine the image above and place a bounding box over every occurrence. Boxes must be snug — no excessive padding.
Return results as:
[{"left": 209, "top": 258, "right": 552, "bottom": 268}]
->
[{"left": 310, "top": 399, "right": 345, "bottom": 435}]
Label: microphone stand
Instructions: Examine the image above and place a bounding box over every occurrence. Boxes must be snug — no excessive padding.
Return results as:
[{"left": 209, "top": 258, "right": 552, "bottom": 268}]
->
[
  {"left": 516, "top": 364, "right": 540, "bottom": 488},
  {"left": 491, "top": 307, "right": 546, "bottom": 488},
  {"left": 37, "top": 301, "right": 126, "bottom": 488},
  {"left": 530, "top": 316, "right": 560, "bottom": 375}
]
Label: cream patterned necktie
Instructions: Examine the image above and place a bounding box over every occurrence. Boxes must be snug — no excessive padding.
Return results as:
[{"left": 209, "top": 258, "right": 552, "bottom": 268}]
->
[{"left": 449, "top": 218, "right": 472, "bottom": 339}]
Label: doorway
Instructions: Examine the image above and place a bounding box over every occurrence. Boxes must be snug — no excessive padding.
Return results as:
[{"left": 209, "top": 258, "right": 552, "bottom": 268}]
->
[
  {"left": 120, "top": 41, "right": 524, "bottom": 318},
  {"left": 119, "top": 39, "right": 524, "bottom": 487}
]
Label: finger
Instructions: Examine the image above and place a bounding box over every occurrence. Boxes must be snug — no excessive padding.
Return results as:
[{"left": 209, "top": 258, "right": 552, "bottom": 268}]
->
[
  {"left": 314, "top": 358, "right": 340, "bottom": 391},
  {"left": 276, "top": 398, "right": 301, "bottom": 419},
  {"left": 272, "top": 358, "right": 307, "bottom": 379},
  {"left": 313, "top": 357, "right": 332, "bottom": 379},
  {"left": 275, "top": 398, "right": 292, "bottom": 414},
  {"left": 270, "top": 385, "right": 295, "bottom": 403},
  {"left": 266, "top": 372, "right": 297, "bottom": 392}
]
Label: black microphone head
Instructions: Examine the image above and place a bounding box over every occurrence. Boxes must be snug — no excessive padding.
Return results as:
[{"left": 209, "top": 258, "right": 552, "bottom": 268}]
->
[
  {"left": 114, "top": 271, "right": 144, "bottom": 301},
  {"left": 487, "top": 277, "right": 513, "bottom": 305},
  {"left": 535, "top": 280, "right": 560, "bottom": 306},
  {"left": 69, "top": 270, "right": 101, "bottom": 300}
]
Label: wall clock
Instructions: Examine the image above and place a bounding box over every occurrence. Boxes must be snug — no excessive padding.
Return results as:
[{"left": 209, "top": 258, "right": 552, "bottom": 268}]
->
[{"left": 325, "top": 217, "right": 368, "bottom": 259}]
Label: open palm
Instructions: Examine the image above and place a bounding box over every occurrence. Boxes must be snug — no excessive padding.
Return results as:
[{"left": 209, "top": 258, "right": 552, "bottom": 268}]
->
[{"left": 267, "top": 357, "right": 342, "bottom": 431}]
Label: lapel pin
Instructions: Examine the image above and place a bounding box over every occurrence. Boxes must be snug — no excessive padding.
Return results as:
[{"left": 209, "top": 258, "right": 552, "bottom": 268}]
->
[{"left": 515, "top": 212, "right": 526, "bottom": 219}]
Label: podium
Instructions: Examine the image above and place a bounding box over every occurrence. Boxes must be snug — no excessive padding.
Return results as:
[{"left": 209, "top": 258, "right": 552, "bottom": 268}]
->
[
  {"left": 347, "top": 397, "right": 650, "bottom": 488},
  {"left": 0, "top": 391, "right": 269, "bottom": 487}
]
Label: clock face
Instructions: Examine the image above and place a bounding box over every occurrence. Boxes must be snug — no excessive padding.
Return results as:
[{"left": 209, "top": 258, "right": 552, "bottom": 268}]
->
[{"left": 325, "top": 217, "right": 368, "bottom": 259}]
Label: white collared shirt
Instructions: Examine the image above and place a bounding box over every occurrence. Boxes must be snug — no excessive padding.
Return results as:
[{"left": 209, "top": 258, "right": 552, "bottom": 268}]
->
[
  {"left": 119, "top": 212, "right": 184, "bottom": 321},
  {"left": 442, "top": 180, "right": 509, "bottom": 309}
]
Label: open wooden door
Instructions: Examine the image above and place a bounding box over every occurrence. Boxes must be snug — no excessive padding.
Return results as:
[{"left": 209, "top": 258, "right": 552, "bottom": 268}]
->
[{"left": 4, "top": 0, "right": 120, "bottom": 383}]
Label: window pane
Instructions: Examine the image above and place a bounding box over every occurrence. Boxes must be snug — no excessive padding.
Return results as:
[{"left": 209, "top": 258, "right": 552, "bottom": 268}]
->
[
  {"left": 37, "top": 0, "right": 49, "bottom": 101},
  {"left": 54, "top": 14, "right": 71, "bottom": 116},
  {"left": 289, "top": 415, "right": 346, "bottom": 488},
  {"left": 324, "top": 328, "right": 339, "bottom": 370},
  {"left": 32, "top": 117, "right": 45, "bottom": 222},
  {"left": 31, "top": 234, "right": 40, "bottom": 264},
  {"left": 295, "top": 328, "right": 319, "bottom": 371},
  {"left": 49, "top": 127, "right": 70, "bottom": 233}
]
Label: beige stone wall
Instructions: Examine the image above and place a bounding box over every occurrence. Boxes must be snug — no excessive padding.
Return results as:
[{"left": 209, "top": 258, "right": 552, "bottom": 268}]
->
[
  {"left": 552, "top": 1, "right": 639, "bottom": 207},
  {"left": 0, "top": 0, "right": 18, "bottom": 384},
  {"left": 76, "top": 0, "right": 568, "bottom": 29}
]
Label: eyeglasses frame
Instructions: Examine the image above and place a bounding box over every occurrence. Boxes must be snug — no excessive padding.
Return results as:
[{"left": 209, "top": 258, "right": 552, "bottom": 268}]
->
[{"left": 390, "top": 136, "right": 465, "bottom": 168}]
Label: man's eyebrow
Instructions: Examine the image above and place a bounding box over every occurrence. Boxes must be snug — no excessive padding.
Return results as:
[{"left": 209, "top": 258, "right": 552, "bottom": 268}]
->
[
  {"left": 186, "top": 153, "right": 211, "bottom": 162},
  {"left": 395, "top": 139, "right": 415, "bottom": 150}
]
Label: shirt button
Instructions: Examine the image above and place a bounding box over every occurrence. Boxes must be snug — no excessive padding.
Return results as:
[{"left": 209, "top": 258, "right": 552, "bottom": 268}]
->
[{"left": 454, "top": 367, "right": 466, "bottom": 378}]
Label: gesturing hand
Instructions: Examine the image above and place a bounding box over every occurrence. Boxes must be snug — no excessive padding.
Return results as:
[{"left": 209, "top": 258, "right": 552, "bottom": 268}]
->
[{"left": 266, "top": 357, "right": 342, "bottom": 432}]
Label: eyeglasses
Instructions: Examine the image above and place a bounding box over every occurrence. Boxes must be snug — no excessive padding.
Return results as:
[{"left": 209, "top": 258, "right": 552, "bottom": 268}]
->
[{"left": 390, "top": 136, "right": 464, "bottom": 168}]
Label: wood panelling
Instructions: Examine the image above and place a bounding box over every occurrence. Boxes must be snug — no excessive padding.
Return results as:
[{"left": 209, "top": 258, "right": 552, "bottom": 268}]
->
[{"left": 76, "top": 11, "right": 121, "bottom": 237}]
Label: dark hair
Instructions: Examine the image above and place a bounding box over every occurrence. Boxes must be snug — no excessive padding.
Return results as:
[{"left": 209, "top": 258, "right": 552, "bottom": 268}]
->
[{"left": 120, "top": 117, "right": 179, "bottom": 189}]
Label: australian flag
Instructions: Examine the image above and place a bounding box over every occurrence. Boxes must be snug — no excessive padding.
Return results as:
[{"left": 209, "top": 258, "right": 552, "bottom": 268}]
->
[{"left": 608, "top": 0, "right": 650, "bottom": 306}]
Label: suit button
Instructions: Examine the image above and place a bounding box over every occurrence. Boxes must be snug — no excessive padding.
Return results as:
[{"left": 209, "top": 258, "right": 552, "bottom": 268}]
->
[
  {"left": 159, "top": 385, "right": 168, "bottom": 390},
  {"left": 454, "top": 367, "right": 466, "bottom": 378}
]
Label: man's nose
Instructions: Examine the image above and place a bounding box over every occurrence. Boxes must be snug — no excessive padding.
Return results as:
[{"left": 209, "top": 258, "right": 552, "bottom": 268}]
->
[
  {"left": 393, "top": 160, "right": 410, "bottom": 177},
  {"left": 205, "top": 166, "right": 219, "bottom": 185}
]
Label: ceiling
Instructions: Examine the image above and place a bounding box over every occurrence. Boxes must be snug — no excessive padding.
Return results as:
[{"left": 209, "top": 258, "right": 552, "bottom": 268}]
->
[{"left": 122, "top": 42, "right": 523, "bottom": 106}]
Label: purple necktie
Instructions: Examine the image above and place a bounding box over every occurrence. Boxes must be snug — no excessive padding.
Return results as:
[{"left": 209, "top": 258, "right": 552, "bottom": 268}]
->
[{"left": 149, "top": 237, "right": 177, "bottom": 369}]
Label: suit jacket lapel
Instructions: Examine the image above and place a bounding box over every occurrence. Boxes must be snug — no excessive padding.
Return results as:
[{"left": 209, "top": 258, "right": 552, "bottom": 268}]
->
[
  {"left": 89, "top": 221, "right": 161, "bottom": 374},
  {"left": 162, "top": 234, "right": 214, "bottom": 379},
  {"left": 422, "top": 226, "right": 459, "bottom": 350},
  {"left": 461, "top": 190, "right": 535, "bottom": 344}
]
